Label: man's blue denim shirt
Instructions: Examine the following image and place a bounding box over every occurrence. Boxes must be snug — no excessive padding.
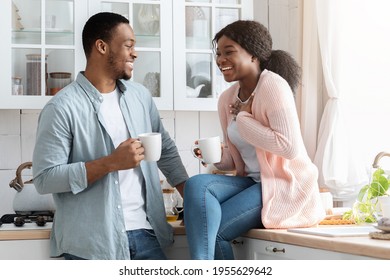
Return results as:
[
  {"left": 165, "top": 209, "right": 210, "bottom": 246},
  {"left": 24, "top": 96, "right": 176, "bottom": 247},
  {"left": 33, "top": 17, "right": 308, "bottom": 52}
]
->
[{"left": 32, "top": 72, "right": 188, "bottom": 259}]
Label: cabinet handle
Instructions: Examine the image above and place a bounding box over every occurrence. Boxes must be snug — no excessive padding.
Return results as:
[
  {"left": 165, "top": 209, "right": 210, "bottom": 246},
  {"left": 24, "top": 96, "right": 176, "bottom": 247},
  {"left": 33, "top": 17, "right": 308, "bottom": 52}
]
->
[
  {"left": 266, "top": 246, "right": 285, "bottom": 253},
  {"left": 232, "top": 239, "right": 244, "bottom": 245}
]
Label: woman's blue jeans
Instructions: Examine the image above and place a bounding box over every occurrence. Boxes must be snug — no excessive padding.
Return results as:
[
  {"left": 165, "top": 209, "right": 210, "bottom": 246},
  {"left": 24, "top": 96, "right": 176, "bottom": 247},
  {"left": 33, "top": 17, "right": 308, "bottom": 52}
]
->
[{"left": 184, "top": 174, "right": 263, "bottom": 260}]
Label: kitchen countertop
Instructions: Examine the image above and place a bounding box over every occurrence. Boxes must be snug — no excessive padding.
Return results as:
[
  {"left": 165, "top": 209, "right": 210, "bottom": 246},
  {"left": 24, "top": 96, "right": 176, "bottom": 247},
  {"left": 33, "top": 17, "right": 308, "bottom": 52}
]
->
[
  {"left": 2, "top": 221, "right": 389, "bottom": 259},
  {"left": 174, "top": 222, "right": 390, "bottom": 259},
  {"left": 0, "top": 222, "right": 52, "bottom": 240},
  {"left": 0, "top": 221, "right": 186, "bottom": 241},
  {"left": 242, "top": 225, "right": 390, "bottom": 260}
]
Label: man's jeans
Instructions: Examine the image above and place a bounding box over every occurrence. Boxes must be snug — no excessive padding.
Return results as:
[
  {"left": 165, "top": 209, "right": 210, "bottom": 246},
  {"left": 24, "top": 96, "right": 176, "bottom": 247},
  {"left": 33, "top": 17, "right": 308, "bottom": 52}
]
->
[
  {"left": 63, "top": 228, "right": 167, "bottom": 260},
  {"left": 127, "top": 229, "right": 167, "bottom": 260}
]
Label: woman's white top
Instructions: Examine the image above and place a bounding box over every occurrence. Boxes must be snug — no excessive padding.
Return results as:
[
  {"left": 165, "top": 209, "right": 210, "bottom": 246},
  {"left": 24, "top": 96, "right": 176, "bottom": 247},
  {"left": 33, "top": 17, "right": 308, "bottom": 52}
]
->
[{"left": 227, "top": 120, "right": 261, "bottom": 182}]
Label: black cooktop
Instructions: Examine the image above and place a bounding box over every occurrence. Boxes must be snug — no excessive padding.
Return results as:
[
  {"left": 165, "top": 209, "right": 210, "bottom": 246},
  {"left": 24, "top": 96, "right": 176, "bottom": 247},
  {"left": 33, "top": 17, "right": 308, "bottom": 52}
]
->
[{"left": 0, "top": 211, "right": 54, "bottom": 227}]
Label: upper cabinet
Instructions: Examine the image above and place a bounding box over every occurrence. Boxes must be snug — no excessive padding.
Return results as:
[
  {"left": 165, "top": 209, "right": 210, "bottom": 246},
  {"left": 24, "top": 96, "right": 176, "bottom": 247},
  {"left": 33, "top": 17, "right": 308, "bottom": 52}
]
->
[
  {"left": 0, "top": 0, "right": 88, "bottom": 109},
  {"left": 88, "top": 0, "right": 174, "bottom": 110},
  {"left": 173, "top": 0, "right": 253, "bottom": 111},
  {"left": 0, "top": 0, "right": 253, "bottom": 110}
]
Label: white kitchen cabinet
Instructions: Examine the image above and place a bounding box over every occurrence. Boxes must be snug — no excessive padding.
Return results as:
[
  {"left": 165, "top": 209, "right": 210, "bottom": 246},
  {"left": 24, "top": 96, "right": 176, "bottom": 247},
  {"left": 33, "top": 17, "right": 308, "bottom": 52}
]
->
[
  {"left": 232, "top": 237, "right": 378, "bottom": 260},
  {"left": 0, "top": 0, "right": 88, "bottom": 109},
  {"left": 1, "top": 0, "right": 253, "bottom": 110},
  {"left": 0, "top": 235, "right": 189, "bottom": 260},
  {"left": 0, "top": 239, "right": 53, "bottom": 260},
  {"left": 88, "top": 0, "right": 174, "bottom": 110},
  {"left": 1, "top": 0, "right": 172, "bottom": 110},
  {"left": 173, "top": 0, "right": 253, "bottom": 111}
]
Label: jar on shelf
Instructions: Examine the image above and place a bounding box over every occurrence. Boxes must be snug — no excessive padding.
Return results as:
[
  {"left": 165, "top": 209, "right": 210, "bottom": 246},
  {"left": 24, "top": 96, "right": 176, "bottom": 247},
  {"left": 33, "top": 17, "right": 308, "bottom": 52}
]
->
[
  {"left": 49, "top": 72, "right": 71, "bottom": 95},
  {"left": 26, "top": 54, "right": 48, "bottom": 95},
  {"left": 12, "top": 76, "right": 23, "bottom": 95}
]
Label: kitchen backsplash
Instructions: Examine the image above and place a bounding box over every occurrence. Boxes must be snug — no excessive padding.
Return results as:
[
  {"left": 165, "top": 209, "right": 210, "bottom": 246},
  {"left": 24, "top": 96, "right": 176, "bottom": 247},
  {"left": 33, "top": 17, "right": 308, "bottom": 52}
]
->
[{"left": 0, "top": 109, "right": 222, "bottom": 215}]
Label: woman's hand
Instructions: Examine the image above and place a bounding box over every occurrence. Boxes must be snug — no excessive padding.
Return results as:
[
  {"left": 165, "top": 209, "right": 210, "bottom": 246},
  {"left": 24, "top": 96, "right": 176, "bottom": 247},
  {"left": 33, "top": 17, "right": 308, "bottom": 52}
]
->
[
  {"left": 229, "top": 100, "right": 241, "bottom": 120},
  {"left": 193, "top": 142, "right": 208, "bottom": 167},
  {"left": 193, "top": 141, "right": 224, "bottom": 168},
  {"left": 229, "top": 93, "right": 254, "bottom": 120}
]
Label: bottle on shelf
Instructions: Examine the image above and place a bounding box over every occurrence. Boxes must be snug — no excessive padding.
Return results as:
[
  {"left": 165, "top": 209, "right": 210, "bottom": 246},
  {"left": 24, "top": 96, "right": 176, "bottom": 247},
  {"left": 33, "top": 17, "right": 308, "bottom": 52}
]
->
[{"left": 12, "top": 76, "right": 23, "bottom": 95}]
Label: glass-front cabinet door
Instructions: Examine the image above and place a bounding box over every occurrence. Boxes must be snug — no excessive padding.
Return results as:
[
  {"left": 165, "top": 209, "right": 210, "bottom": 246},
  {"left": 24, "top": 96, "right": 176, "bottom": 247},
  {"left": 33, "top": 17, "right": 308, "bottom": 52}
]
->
[
  {"left": 89, "top": 0, "right": 174, "bottom": 110},
  {"left": 1, "top": 0, "right": 252, "bottom": 110},
  {"left": 0, "top": 0, "right": 88, "bottom": 109},
  {"left": 173, "top": 0, "right": 253, "bottom": 111}
]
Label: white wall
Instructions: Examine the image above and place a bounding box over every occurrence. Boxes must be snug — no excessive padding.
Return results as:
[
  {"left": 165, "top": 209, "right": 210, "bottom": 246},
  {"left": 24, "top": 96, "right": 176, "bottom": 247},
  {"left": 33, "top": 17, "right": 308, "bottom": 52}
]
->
[
  {"left": 254, "top": 0, "right": 303, "bottom": 117},
  {"left": 0, "top": 109, "right": 222, "bottom": 216}
]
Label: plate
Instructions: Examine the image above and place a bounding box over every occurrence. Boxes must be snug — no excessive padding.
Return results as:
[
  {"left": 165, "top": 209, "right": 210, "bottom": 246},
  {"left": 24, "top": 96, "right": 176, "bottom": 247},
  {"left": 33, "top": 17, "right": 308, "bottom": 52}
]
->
[{"left": 374, "top": 225, "right": 390, "bottom": 233}]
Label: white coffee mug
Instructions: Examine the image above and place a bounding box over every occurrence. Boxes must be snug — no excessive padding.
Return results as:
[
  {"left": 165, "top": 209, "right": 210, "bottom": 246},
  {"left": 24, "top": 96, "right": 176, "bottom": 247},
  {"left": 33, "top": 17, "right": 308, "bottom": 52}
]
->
[
  {"left": 138, "top": 132, "right": 162, "bottom": 162},
  {"left": 378, "top": 196, "right": 390, "bottom": 218},
  {"left": 191, "top": 136, "right": 222, "bottom": 164},
  {"left": 320, "top": 192, "right": 333, "bottom": 215}
]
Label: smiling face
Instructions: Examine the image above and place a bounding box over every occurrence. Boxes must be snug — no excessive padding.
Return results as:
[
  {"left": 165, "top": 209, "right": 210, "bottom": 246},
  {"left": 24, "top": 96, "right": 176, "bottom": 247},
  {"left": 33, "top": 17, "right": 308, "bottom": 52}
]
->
[
  {"left": 215, "top": 35, "right": 259, "bottom": 83},
  {"left": 106, "top": 23, "right": 137, "bottom": 80}
]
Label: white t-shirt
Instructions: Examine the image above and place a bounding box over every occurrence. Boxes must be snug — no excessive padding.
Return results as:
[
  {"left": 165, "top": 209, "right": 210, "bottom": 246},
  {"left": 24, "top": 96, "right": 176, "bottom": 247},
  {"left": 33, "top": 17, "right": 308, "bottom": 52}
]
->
[
  {"left": 227, "top": 120, "right": 261, "bottom": 182},
  {"left": 100, "top": 88, "right": 152, "bottom": 230}
]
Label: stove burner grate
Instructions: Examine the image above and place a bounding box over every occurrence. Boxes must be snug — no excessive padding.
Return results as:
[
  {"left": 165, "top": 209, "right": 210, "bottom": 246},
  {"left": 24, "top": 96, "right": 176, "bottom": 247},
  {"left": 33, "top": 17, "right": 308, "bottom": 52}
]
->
[{"left": 0, "top": 211, "right": 54, "bottom": 227}]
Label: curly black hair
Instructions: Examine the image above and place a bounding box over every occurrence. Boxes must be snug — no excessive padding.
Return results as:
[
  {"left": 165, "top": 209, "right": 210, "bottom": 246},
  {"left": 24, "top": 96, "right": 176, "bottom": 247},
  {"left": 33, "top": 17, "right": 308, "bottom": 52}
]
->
[
  {"left": 212, "top": 20, "right": 301, "bottom": 93},
  {"left": 82, "top": 12, "right": 129, "bottom": 58}
]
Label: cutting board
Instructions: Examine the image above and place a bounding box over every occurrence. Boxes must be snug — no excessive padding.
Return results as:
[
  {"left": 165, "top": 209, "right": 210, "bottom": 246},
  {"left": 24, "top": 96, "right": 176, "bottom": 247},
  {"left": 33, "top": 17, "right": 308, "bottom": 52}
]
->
[{"left": 287, "top": 225, "right": 378, "bottom": 237}]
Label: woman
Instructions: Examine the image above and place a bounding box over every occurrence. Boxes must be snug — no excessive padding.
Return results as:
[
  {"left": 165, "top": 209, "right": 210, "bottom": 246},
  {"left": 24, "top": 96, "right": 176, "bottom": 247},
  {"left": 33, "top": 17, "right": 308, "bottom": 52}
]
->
[{"left": 184, "top": 20, "right": 325, "bottom": 260}]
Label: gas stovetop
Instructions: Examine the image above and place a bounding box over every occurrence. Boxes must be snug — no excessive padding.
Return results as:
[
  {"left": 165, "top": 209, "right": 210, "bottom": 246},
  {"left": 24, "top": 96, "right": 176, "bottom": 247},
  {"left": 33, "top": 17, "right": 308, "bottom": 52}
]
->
[{"left": 0, "top": 211, "right": 54, "bottom": 228}]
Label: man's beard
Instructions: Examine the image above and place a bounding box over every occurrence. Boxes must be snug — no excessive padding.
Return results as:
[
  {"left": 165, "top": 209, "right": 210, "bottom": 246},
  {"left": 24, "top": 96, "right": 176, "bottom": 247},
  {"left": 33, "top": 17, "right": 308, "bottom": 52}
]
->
[{"left": 108, "top": 52, "right": 132, "bottom": 80}]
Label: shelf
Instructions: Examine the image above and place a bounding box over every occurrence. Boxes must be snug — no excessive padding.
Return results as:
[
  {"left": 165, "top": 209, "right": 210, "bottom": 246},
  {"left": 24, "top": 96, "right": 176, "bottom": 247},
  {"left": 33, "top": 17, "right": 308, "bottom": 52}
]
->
[
  {"left": 13, "top": 28, "right": 73, "bottom": 34},
  {"left": 12, "top": 29, "right": 74, "bottom": 45}
]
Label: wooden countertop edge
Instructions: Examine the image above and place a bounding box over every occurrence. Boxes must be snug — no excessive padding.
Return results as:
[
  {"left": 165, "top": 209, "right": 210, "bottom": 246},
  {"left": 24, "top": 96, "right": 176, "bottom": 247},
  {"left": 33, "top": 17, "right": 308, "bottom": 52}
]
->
[
  {"left": 242, "top": 228, "right": 390, "bottom": 260},
  {"left": 171, "top": 221, "right": 186, "bottom": 235},
  {"left": 0, "top": 222, "right": 186, "bottom": 241},
  {"left": 0, "top": 229, "right": 51, "bottom": 241}
]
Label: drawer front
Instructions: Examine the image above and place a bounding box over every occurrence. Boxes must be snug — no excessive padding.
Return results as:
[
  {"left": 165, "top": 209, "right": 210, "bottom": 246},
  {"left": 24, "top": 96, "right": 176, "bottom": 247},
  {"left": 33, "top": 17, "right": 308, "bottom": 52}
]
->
[{"left": 232, "top": 237, "right": 376, "bottom": 260}]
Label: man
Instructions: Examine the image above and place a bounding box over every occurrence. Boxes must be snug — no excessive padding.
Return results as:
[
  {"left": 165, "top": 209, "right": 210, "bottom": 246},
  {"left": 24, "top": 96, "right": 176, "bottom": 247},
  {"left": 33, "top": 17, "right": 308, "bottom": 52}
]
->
[{"left": 32, "top": 12, "right": 188, "bottom": 260}]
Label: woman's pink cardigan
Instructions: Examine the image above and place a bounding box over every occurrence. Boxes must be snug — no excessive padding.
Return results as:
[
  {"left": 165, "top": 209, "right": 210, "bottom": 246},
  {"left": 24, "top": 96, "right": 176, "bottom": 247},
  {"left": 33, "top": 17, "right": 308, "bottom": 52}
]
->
[{"left": 215, "top": 70, "right": 325, "bottom": 229}]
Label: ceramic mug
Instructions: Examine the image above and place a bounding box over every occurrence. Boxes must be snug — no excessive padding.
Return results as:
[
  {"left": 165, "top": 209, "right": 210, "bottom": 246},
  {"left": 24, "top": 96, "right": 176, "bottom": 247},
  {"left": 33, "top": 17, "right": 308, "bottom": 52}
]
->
[
  {"left": 191, "top": 136, "right": 222, "bottom": 164},
  {"left": 378, "top": 196, "right": 390, "bottom": 218},
  {"left": 138, "top": 132, "right": 162, "bottom": 162},
  {"left": 320, "top": 192, "right": 333, "bottom": 215}
]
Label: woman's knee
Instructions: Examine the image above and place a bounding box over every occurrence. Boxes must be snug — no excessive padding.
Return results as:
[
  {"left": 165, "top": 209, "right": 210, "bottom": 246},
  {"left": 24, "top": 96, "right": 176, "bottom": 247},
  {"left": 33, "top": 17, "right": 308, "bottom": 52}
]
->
[{"left": 184, "top": 174, "right": 215, "bottom": 196}]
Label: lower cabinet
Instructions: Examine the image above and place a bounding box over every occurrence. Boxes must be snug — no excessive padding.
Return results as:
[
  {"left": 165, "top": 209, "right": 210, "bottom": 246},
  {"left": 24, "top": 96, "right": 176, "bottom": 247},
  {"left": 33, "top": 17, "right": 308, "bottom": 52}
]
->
[
  {"left": 0, "top": 235, "right": 190, "bottom": 260},
  {"left": 0, "top": 239, "right": 53, "bottom": 260},
  {"left": 232, "top": 237, "right": 377, "bottom": 260},
  {"left": 2, "top": 235, "right": 378, "bottom": 260}
]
